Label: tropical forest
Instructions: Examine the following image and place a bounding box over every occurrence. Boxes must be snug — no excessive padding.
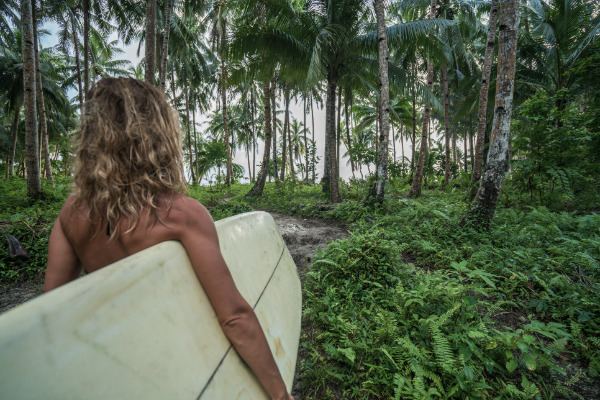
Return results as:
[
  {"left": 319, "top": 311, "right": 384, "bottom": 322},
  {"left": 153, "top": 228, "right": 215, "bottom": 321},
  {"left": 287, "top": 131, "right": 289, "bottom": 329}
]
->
[{"left": 1, "top": 0, "right": 599, "bottom": 398}]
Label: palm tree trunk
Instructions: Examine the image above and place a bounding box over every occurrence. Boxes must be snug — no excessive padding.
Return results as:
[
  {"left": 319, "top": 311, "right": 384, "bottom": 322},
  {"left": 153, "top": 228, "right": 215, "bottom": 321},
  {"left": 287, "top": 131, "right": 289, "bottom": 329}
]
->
[
  {"left": 392, "top": 124, "right": 396, "bottom": 161},
  {"left": 411, "top": 87, "right": 416, "bottom": 176},
  {"left": 8, "top": 103, "right": 21, "bottom": 176},
  {"left": 325, "top": 71, "right": 339, "bottom": 202},
  {"left": 287, "top": 114, "right": 295, "bottom": 183},
  {"left": 452, "top": 129, "right": 457, "bottom": 169},
  {"left": 32, "top": 4, "right": 53, "bottom": 183},
  {"left": 21, "top": 0, "right": 42, "bottom": 198},
  {"left": 158, "top": 0, "right": 173, "bottom": 91},
  {"left": 311, "top": 96, "right": 316, "bottom": 184},
  {"left": 304, "top": 97, "right": 308, "bottom": 184},
  {"left": 466, "top": 0, "right": 519, "bottom": 226},
  {"left": 184, "top": 76, "right": 196, "bottom": 183},
  {"left": 408, "top": 0, "right": 436, "bottom": 198},
  {"left": 251, "top": 89, "right": 256, "bottom": 182},
  {"left": 83, "top": 0, "right": 90, "bottom": 98},
  {"left": 246, "top": 139, "right": 251, "bottom": 182},
  {"left": 193, "top": 108, "right": 199, "bottom": 181},
  {"left": 400, "top": 126, "right": 405, "bottom": 169},
  {"left": 463, "top": 130, "right": 468, "bottom": 172},
  {"left": 443, "top": 68, "right": 451, "bottom": 186},
  {"left": 220, "top": 19, "right": 233, "bottom": 185},
  {"left": 280, "top": 84, "right": 288, "bottom": 181},
  {"left": 469, "top": 116, "right": 474, "bottom": 171},
  {"left": 246, "top": 78, "right": 272, "bottom": 197},
  {"left": 337, "top": 86, "right": 341, "bottom": 183},
  {"left": 271, "top": 79, "right": 277, "bottom": 180},
  {"left": 344, "top": 90, "right": 354, "bottom": 177},
  {"left": 145, "top": 0, "right": 157, "bottom": 84},
  {"left": 69, "top": 13, "right": 83, "bottom": 114},
  {"left": 471, "top": 0, "right": 499, "bottom": 197},
  {"left": 374, "top": 0, "right": 390, "bottom": 201}
]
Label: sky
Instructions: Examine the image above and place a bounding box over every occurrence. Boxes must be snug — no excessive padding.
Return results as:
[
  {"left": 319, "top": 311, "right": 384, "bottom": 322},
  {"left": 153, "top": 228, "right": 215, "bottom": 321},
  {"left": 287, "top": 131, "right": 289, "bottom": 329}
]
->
[{"left": 40, "top": 20, "right": 413, "bottom": 185}]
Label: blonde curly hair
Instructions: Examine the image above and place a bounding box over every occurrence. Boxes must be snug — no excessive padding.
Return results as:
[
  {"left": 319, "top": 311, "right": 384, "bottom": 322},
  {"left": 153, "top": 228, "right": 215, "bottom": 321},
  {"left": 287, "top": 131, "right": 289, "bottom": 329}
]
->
[{"left": 72, "top": 77, "right": 187, "bottom": 240}]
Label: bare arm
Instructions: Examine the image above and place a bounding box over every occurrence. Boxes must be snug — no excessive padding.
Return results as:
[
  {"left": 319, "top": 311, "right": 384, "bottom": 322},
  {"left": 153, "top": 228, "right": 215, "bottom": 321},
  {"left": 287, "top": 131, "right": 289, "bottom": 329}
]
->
[
  {"left": 44, "top": 209, "right": 83, "bottom": 292},
  {"left": 177, "top": 199, "right": 291, "bottom": 400}
]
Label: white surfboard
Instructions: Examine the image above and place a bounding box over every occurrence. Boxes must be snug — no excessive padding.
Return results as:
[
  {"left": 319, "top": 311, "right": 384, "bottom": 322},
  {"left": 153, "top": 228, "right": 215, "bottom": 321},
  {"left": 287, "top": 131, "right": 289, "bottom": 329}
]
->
[{"left": 0, "top": 211, "right": 301, "bottom": 399}]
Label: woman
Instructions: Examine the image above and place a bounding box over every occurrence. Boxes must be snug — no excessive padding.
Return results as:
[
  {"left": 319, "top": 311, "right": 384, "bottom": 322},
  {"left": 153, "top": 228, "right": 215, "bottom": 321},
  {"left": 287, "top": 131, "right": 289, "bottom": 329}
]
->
[{"left": 44, "top": 77, "right": 293, "bottom": 400}]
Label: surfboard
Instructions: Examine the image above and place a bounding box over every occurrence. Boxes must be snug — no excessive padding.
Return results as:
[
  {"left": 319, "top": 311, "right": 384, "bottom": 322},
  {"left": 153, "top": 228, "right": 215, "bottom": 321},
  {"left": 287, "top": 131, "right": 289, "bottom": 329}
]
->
[{"left": 0, "top": 211, "right": 301, "bottom": 399}]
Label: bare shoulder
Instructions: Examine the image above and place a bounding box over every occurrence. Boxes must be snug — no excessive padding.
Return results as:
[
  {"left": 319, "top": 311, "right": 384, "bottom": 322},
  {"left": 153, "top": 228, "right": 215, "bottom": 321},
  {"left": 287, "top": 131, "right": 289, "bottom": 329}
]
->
[
  {"left": 168, "top": 195, "right": 216, "bottom": 237},
  {"left": 57, "top": 195, "right": 85, "bottom": 227}
]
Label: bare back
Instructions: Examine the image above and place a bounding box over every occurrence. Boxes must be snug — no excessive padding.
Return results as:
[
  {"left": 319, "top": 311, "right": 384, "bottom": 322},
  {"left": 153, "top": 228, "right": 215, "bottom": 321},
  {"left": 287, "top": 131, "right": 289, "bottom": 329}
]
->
[{"left": 60, "top": 195, "right": 183, "bottom": 273}]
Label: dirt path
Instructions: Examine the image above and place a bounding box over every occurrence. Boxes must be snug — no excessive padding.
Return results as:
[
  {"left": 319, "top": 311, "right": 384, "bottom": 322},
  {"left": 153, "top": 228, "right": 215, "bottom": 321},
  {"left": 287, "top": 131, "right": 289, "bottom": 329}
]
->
[
  {"left": 268, "top": 212, "right": 349, "bottom": 399},
  {"left": 269, "top": 211, "right": 349, "bottom": 275}
]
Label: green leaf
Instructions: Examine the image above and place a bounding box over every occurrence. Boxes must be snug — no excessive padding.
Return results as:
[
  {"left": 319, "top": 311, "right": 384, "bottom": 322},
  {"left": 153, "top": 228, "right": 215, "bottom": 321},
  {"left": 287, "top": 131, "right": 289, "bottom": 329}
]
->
[
  {"left": 523, "top": 353, "right": 537, "bottom": 371},
  {"left": 506, "top": 358, "right": 518, "bottom": 373},
  {"left": 338, "top": 347, "right": 356, "bottom": 364}
]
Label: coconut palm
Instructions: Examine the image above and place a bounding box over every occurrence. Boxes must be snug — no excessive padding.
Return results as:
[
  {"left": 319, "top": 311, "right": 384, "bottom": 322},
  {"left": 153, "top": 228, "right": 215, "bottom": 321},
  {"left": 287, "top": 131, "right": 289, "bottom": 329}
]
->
[{"left": 519, "top": 0, "right": 600, "bottom": 114}]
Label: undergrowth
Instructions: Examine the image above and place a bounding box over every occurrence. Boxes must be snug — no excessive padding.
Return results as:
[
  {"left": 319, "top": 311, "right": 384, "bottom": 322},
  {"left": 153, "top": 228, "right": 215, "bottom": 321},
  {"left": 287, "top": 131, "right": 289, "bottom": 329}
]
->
[{"left": 302, "top": 196, "right": 600, "bottom": 399}]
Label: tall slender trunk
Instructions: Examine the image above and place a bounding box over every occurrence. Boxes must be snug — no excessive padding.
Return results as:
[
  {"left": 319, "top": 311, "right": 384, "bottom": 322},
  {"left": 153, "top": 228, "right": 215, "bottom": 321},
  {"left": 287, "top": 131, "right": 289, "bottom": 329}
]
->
[
  {"left": 158, "top": 0, "right": 173, "bottom": 91},
  {"left": 220, "top": 17, "right": 233, "bottom": 185},
  {"left": 8, "top": 103, "right": 21, "bottom": 176},
  {"left": 322, "top": 85, "right": 332, "bottom": 192},
  {"left": 246, "top": 137, "right": 251, "bottom": 182},
  {"left": 463, "top": 130, "right": 468, "bottom": 172},
  {"left": 373, "top": 0, "right": 390, "bottom": 201},
  {"left": 392, "top": 124, "right": 396, "bottom": 160},
  {"left": 469, "top": 115, "right": 474, "bottom": 171},
  {"left": 408, "top": 0, "right": 436, "bottom": 198},
  {"left": 466, "top": 0, "right": 519, "bottom": 226},
  {"left": 280, "top": 84, "right": 288, "bottom": 181},
  {"left": 336, "top": 86, "right": 342, "bottom": 183},
  {"left": 145, "top": 0, "right": 157, "bottom": 84},
  {"left": 344, "top": 90, "right": 354, "bottom": 176},
  {"left": 69, "top": 13, "right": 83, "bottom": 114},
  {"left": 271, "top": 80, "right": 278, "bottom": 180},
  {"left": 251, "top": 89, "right": 256, "bottom": 182},
  {"left": 287, "top": 98, "right": 295, "bottom": 183},
  {"left": 324, "top": 72, "right": 339, "bottom": 202},
  {"left": 411, "top": 87, "right": 416, "bottom": 176},
  {"left": 471, "top": 0, "right": 499, "bottom": 197},
  {"left": 452, "top": 129, "right": 457, "bottom": 169},
  {"left": 304, "top": 97, "right": 308, "bottom": 184},
  {"left": 311, "top": 96, "right": 316, "bottom": 184},
  {"left": 83, "top": 0, "right": 90, "bottom": 98},
  {"left": 443, "top": 67, "right": 450, "bottom": 186},
  {"left": 32, "top": 4, "right": 53, "bottom": 183},
  {"left": 193, "top": 108, "right": 199, "bottom": 181},
  {"left": 400, "top": 126, "right": 405, "bottom": 169},
  {"left": 246, "top": 78, "right": 272, "bottom": 197},
  {"left": 21, "top": 0, "right": 41, "bottom": 198},
  {"left": 184, "top": 76, "right": 196, "bottom": 183}
]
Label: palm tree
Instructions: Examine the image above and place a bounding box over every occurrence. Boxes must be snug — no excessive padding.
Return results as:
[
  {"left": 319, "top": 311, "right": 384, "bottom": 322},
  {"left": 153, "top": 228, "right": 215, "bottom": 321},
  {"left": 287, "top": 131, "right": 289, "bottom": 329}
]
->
[
  {"left": 519, "top": 0, "right": 600, "bottom": 119},
  {"left": 288, "top": 117, "right": 307, "bottom": 180},
  {"left": 466, "top": 0, "right": 520, "bottom": 226}
]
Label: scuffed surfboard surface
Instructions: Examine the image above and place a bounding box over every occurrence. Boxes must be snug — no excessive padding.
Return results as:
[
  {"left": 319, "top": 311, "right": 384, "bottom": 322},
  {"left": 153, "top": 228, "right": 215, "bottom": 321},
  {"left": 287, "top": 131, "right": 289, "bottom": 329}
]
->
[{"left": 0, "top": 211, "right": 301, "bottom": 399}]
